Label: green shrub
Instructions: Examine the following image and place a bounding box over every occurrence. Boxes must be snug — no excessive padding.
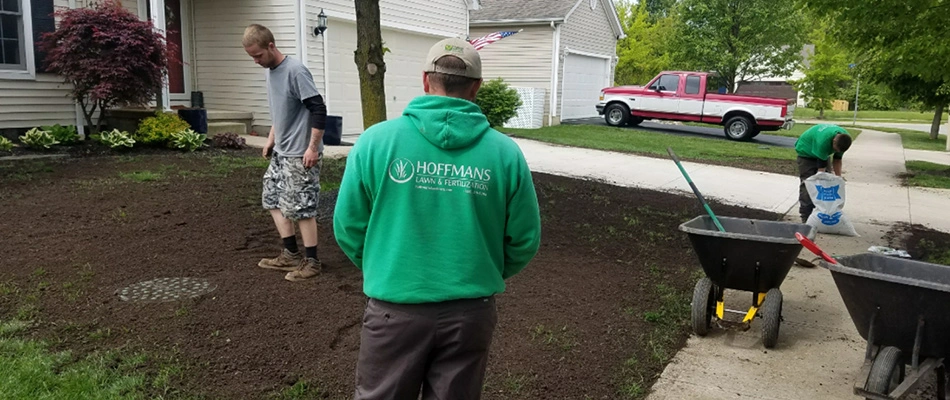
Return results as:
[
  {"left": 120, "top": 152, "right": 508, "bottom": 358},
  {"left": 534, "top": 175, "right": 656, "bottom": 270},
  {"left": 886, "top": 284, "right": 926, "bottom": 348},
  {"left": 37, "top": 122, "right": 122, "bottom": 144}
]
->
[
  {"left": 0, "top": 137, "right": 13, "bottom": 152},
  {"left": 99, "top": 129, "right": 136, "bottom": 149},
  {"left": 135, "top": 113, "right": 191, "bottom": 146},
  {"left": 171, "top": 129, "right": 206, "bottom": 152},
  {"left": 19, "top": 128, "right": 59, "bottom": 149},
  {"left": 474, "top": 78, "right": 523, "bottom": 128},
  {"left": 42, "top": 124, "right": 80, "bottom": 144}
]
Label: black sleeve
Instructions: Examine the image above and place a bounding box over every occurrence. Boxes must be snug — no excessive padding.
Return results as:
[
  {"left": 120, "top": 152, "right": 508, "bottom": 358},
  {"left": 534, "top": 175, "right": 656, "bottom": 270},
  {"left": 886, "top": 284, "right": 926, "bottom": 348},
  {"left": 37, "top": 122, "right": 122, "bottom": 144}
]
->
[{"left": 302, "top": 95, "right": 327, "bottom": 130}]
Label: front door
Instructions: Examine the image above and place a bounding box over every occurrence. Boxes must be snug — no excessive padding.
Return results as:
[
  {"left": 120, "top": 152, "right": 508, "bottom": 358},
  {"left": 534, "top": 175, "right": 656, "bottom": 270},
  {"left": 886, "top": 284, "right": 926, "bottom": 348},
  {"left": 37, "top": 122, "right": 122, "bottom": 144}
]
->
[{"left": 146, "top": 0, "right": 192, "bottom": 101}]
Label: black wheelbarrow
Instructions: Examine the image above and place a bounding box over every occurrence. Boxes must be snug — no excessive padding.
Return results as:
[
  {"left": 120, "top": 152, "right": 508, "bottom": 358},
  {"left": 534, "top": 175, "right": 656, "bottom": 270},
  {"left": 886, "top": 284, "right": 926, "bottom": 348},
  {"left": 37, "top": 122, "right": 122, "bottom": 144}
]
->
[
  {"left": 819, "top": 254, "right": 950, "bottom": 400},
  {"left": 679, "top": 216, "right": 816, "bottom": 348}
]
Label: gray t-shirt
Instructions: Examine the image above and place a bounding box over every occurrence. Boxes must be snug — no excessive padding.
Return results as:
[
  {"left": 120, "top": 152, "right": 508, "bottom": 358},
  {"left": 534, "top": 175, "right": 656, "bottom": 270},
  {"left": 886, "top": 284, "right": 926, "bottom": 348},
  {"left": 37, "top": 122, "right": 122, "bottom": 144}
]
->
[{"left": 265, "top": 56, "right": 322, "bottom": 156}]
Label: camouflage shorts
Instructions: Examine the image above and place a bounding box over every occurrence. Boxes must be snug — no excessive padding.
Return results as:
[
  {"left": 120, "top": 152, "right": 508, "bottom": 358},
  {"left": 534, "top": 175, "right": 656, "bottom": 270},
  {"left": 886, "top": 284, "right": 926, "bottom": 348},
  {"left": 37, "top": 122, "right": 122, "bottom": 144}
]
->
[{"left": 262, "top": 153, "right": 322, "bottom": 220}]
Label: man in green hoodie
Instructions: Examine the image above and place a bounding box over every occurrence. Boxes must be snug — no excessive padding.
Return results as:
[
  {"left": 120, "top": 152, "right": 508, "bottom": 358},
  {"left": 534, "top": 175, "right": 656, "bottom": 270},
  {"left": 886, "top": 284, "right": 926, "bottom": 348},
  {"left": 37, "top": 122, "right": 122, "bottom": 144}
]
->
[
  {"left": 795, "top": 123, "right": 852, "bottom": 222},
  {"left": 334, "top": 38, "right": 542, "bottom": 399}
]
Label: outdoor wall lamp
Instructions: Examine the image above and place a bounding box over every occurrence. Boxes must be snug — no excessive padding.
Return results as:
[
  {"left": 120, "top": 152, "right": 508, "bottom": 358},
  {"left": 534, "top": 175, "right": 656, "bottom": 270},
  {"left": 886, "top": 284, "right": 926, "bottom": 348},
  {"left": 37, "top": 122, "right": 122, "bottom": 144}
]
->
[{"left": 314, "top": 9, "right": 328, "bottom": 36}]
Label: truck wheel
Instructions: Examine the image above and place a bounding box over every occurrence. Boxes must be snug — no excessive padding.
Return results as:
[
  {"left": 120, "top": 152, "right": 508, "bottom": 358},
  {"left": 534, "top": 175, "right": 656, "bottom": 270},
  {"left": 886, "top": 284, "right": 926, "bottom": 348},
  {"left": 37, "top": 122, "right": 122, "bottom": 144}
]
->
[
  {"left": 604, "top": 103, "right": 629, "bottom": 127},
  {"left": 724, "top": 116, "right": 755, "bottom": 141},
  {"left": 627, "top": 116, "right": 644, "bottom": 127}
]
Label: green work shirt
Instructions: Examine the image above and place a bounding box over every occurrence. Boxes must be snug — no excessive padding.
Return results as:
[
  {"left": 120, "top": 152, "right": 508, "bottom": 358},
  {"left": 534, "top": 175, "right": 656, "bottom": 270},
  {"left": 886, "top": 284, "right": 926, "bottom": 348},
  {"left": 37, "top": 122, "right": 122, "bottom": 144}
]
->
[{"left": 795, "top": 124, "right": 850, "bottom": 160}]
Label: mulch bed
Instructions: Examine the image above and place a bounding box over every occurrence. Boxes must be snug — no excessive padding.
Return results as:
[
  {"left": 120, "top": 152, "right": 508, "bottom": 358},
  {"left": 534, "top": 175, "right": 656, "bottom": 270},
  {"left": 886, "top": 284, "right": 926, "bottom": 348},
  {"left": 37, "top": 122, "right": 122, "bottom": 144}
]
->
[{"left": 0, "top": 150, "right": 779, "bottom": 399}]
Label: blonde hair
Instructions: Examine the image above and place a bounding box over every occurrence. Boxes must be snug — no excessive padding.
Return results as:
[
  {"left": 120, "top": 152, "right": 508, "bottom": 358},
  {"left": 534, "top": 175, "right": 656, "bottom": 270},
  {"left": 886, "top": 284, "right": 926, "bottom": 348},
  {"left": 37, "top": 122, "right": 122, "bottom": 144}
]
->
[{"left": 243, "top": 24, "right": 275, "bottom": 48}]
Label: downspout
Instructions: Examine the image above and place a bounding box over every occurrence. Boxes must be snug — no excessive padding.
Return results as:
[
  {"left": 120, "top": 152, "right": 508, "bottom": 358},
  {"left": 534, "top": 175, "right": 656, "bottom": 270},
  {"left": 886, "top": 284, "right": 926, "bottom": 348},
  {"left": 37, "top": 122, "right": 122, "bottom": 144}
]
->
[
  {"left": 323, "top": 24, "right": 330, "bottom": 112},
  {"left": 67, "top": 0, "right": 86, "bottom": 139},
  {"left": 548, "top": 21, "right": 561, "bottom": 126},
  {"left": 296, "top": 0, "right": 308, "bottom": 67}
]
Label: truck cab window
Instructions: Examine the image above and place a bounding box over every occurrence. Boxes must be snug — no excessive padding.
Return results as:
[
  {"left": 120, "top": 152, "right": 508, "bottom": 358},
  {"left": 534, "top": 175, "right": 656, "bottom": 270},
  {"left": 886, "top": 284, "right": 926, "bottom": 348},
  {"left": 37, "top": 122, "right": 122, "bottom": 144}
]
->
[
  {"left": 686, "top": 76, "right": 701, "bottom": 94},
  {"left": 650, "top": 74, "right": 680, "bottom": 92}
]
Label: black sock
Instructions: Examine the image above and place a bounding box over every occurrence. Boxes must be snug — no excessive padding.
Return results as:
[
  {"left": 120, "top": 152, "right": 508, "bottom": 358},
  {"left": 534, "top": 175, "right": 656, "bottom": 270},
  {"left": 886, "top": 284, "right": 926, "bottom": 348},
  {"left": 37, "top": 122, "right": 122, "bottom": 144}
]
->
[
  {"left": 283, "top": 236, "right": 299, "bottom": 254},
  {"left": 305, "top": 246, "right": 317, "bottom": 260}
]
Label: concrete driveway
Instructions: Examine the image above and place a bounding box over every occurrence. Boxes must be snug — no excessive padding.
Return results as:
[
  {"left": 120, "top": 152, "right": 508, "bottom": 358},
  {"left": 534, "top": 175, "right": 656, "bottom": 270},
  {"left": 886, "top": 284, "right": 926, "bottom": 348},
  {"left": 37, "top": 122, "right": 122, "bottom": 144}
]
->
[{"left": 563, "top": 117, "right": 798, "bottom": 148}]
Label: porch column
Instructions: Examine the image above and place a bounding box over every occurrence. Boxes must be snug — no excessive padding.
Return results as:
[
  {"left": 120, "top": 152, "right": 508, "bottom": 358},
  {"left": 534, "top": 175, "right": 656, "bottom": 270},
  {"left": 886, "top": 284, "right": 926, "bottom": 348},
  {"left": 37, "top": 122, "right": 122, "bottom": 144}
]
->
[{"left": 150, "top": 0, "right": 171, "bottom": 111}]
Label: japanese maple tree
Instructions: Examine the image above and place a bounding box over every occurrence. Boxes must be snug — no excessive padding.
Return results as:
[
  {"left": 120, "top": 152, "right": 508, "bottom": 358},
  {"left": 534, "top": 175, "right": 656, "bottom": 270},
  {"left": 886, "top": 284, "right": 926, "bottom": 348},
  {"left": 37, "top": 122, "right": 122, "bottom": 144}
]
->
[{"left": 41, "top": 0, "right": 172, "bottom": 135}]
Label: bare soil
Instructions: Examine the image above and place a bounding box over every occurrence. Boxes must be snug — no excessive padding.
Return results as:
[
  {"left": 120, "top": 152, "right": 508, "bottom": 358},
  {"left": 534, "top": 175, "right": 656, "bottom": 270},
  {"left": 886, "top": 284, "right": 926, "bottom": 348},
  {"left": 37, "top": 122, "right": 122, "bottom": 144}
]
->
[{"left": 0, "top": 150, "right": 780, "bottom": 399}]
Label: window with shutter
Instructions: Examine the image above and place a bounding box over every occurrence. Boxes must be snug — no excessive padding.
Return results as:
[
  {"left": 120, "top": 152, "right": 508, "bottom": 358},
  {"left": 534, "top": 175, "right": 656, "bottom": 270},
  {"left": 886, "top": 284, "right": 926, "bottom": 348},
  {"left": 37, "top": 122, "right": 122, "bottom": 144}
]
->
[
  {"left": 31, "top": 0, "right": 55, "bottom": 72},
  {"left": 0, "top": 0, "right": 25, "bottom": 69}
]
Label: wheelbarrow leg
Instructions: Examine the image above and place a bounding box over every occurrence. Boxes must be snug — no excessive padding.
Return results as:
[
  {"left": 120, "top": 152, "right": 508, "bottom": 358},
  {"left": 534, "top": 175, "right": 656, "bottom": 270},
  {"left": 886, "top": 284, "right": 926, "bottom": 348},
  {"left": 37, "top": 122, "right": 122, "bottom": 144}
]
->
[
  {"left": 937, "top": 363, "right": 947, "bottom": 400},
  {"left": 912, "top": 316, "right": 925, "bottom": 371}
]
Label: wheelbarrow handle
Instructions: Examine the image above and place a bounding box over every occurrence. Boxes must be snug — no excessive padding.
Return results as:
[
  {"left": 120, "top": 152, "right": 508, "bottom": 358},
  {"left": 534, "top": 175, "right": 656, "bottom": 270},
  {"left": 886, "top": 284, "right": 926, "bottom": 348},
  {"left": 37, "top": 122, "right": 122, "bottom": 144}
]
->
[{"left": 795, "top": 232, "right": 838, "bottom": 264}]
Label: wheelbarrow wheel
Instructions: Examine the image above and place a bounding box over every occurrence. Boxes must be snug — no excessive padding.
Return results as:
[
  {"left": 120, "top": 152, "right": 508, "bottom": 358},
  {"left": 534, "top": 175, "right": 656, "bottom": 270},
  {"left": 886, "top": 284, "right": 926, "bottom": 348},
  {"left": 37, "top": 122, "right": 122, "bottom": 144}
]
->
[
  {"left": 865, "top": 346, "right": 905, "bottom": 398},
  {"left": 691, "top": 277, "right": 715, "bottom": 336},
  {"left": 761, "top": 288, "right": 782, "bottom": 349}
]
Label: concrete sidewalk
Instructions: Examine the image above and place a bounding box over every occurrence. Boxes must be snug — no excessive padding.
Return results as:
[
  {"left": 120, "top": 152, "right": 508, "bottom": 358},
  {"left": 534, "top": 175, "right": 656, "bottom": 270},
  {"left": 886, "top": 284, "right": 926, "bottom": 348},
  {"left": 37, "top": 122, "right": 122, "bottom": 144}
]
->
[{"left": 510, "top": 138, "right": 800, "bottom": 214}]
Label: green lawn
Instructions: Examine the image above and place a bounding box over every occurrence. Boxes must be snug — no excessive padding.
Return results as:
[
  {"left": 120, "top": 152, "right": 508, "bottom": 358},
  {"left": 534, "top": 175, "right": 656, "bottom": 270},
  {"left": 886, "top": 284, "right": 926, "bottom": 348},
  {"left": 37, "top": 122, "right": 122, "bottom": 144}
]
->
[
  {"left": 502, "top": 124, "right": 799, "bottom": 175},
  {"left": 795, "top": 108, "right": 948, "bottom": 123},
  {"left": 854, "top": 125, "right": 948, "bottom": 152},
  {"left": 0, "top": 320, "right": 185, "bottom": 400},
  {"left": 903, "top": 161, "right": 950, "bottom": 189}
]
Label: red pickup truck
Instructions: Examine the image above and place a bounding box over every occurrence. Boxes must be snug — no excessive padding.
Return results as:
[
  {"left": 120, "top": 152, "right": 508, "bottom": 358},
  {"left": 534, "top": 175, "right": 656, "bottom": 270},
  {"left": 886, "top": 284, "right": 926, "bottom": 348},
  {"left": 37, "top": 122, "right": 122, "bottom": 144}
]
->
[{"left": 596, "top": 71, "right": 796, "bottom": 141}]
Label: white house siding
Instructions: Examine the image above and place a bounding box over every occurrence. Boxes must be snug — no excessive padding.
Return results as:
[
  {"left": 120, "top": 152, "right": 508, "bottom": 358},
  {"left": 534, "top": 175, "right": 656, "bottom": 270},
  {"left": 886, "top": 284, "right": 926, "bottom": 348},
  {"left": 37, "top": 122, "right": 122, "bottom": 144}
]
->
[
  {"left": 305, "top": 2, "right": 327, "bottom": 96},
  {"left": 0, "top": 0, "right": 76, "bottom": 130},
  {"left": 468, "top": 26, "right": 553, "bottom": 122},
  {"left": 193, "top": 0, "right": 298, "bottom": 130},
  {"left": 315, "top": 0, "right": 467, "bottom": 37},
  {"left": 326, "top": 20, "right": 448, "bottom": 136},
  {"left": 557, "top": 0, "right": 618, "bottom": 117}
]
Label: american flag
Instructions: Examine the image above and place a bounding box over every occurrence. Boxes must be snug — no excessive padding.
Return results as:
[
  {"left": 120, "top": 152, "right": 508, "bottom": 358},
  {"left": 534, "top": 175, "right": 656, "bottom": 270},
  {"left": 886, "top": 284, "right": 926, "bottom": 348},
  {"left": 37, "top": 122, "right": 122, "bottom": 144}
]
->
[{"left": 467, "top": 30, "right": 520, "bottom": 51}]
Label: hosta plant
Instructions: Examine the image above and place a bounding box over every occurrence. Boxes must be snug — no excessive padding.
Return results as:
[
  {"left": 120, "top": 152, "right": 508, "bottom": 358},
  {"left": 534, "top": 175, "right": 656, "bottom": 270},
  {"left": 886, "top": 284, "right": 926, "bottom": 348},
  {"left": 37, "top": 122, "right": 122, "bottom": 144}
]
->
[
  {"left": 19, "top": 128, "right": 59, "bottom": 149},
  {"left": 0, "top": 137, "right": 13, "bottom": 152},
  {"left": 172, "top": 129, "right": 207, "bottom": 152},
  {"left": 99, "top": 129, "right": 136, "bottom": 149},
  {"left": 43, "top": 124, "right": 80, "bottom": 144}
]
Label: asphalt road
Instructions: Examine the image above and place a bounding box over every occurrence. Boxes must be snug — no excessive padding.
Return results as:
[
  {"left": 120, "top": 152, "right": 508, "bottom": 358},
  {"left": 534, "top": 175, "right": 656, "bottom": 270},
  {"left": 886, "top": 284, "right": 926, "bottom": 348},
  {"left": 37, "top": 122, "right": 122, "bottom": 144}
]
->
[{"left": 563, "top": 117, "right": 798, "bottom": 148}]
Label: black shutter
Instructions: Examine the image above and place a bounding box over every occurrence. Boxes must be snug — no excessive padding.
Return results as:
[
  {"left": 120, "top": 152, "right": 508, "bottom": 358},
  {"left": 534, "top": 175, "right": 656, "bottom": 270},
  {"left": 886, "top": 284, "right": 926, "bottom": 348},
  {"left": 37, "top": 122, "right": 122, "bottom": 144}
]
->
[{"left": 31, "top": 0, "right": 55, "bottom": 73}]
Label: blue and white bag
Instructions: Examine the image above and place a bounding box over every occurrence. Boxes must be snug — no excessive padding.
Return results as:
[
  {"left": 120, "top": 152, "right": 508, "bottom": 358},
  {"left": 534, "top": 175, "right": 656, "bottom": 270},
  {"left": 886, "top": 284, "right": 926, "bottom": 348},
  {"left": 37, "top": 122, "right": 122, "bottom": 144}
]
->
[{"left": 805, "top": 172, "right": 859, "bottom": 237}]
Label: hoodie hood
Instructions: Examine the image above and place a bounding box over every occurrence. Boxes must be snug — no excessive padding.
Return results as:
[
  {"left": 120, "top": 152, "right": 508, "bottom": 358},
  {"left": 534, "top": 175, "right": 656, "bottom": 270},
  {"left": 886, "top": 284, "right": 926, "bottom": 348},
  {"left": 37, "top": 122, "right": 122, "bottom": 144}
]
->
[{"left": 403, "top": 95, "right": 492, "bottom": 150}]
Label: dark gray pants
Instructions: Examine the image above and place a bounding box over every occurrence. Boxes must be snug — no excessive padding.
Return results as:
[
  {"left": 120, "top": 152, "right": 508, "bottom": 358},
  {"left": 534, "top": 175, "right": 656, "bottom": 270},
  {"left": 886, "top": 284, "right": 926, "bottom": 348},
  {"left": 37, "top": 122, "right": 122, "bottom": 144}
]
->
[
  {"left": 354, "top": 296, "right": 497, "bottom": 400},
  {"left": 798, "top": 156, "right": 828, "bottom": 222}
]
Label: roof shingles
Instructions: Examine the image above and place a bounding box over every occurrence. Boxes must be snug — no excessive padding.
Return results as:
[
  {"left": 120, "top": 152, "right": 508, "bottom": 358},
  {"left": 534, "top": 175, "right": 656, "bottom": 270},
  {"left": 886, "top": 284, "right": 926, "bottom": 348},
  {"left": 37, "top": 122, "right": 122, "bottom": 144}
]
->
[{"left": 470, "top": 0, "right": 579, "bottom": 22}]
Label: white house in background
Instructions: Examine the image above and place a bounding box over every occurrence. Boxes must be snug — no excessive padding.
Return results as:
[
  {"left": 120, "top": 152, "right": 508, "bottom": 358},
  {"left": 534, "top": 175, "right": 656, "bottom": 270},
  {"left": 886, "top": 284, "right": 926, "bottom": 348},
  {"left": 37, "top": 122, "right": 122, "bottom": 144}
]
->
[
  {"left": 735, "top": 44, "right": 814, "bottom": 108},
  {"left": 0, "top": 0, "right": 478, "bottom": 137},
  {"left": 470, "top": 0, "right": 624, "bottom": 126}
]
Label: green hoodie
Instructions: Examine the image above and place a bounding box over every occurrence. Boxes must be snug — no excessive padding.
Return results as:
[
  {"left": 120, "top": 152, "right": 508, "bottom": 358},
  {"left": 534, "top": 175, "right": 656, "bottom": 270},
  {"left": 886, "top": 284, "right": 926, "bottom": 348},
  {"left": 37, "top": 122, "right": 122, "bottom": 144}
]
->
[
  {"left": 333, "top": 95, "right": 542, "bottom": 304},
  {"left": 795, "top": 124, "right": 849, "bottom": 160}
]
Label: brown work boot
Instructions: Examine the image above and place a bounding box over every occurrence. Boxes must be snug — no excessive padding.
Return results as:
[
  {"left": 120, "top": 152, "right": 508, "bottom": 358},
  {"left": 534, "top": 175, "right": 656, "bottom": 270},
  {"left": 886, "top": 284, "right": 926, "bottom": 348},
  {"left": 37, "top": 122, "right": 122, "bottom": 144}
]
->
[
  {"left": 285, "top": 258, "right": 321, "bottom": 282},
  {"left": 258, "top": 249, "right": 303, "bottom": 272}
]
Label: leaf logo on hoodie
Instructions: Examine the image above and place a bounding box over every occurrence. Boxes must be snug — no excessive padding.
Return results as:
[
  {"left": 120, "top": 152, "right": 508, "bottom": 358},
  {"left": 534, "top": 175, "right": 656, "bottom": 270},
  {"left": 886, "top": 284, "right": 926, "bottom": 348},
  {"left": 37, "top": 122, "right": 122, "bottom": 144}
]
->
[{"left": 389, "top": 158, "right": 415, "bottom": 184}]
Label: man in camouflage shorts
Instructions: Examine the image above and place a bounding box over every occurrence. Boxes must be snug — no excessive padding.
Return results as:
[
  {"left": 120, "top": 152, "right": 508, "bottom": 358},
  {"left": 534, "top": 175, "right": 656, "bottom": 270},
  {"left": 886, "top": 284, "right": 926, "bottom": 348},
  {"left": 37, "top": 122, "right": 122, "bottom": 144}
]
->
[{"left": 244, "top": 24, "right": 327, "bottom": 281}]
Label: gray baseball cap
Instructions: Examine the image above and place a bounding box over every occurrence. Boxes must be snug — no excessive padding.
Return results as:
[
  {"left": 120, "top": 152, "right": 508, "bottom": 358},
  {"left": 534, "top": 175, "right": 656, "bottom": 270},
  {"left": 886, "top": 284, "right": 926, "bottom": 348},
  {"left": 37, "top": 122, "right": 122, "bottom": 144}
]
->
[{"left": 423, "top": 38, "right": 482, "bottom": 79}]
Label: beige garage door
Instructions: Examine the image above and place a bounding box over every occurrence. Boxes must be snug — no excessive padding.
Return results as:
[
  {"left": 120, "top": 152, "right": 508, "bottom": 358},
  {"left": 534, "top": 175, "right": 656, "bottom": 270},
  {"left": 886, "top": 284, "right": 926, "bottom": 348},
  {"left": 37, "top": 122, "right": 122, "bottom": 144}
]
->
[{"left": 328, "top": 23, "right": 441, "bottom": 137}]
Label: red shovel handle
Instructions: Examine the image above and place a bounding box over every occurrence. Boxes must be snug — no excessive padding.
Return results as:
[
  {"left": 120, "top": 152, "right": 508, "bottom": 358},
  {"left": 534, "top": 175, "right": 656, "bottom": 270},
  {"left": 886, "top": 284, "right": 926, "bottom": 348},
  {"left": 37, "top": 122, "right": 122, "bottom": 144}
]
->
[{"left": 796, "top": 232, "right": 837, "bottom": 264}]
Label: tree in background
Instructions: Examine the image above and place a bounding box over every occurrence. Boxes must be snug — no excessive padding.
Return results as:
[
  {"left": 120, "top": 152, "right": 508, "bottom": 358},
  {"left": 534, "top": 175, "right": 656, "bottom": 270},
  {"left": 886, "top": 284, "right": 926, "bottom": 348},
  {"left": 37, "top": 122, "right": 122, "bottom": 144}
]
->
[
  {"left": 355, "top": 0, "right": 387, "bottom": 130},
  {"left": 803, "top": 0, "right": 949, "bottom": 139},
  {"left": 671, "top": 0, "right": 806, "bottom": 93},
  {"left": 614, "top": 0, "right": 675, "bottom": 86},
  {"left": 791, "top": 21, "right": 849, "bottom": 119},
  {"left": 41, "top": 0, "right": 170, "bottom": 135}
]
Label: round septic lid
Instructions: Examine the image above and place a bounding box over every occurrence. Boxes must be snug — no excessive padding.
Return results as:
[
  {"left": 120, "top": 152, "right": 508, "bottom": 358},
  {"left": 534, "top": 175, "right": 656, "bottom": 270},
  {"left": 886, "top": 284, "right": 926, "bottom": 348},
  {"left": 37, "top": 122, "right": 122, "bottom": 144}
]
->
[{"left": 117, "top": 277, "right": 216, "bottom": 302}]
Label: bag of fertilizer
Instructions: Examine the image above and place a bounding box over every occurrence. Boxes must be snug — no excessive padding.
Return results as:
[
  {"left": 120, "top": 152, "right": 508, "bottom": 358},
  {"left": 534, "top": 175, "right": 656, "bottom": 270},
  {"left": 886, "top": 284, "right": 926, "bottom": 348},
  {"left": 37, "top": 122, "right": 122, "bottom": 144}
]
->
[{"left": 805, "top": 172, "right": 859, "bottom": 237}]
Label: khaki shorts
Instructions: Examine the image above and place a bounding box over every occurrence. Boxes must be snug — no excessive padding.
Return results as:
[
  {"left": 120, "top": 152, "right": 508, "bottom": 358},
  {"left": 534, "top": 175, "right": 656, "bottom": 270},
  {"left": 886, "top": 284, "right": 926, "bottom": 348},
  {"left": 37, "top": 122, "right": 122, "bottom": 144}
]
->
[{"left": 262, "top": 153, "right": 322, "bottom": 220}]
